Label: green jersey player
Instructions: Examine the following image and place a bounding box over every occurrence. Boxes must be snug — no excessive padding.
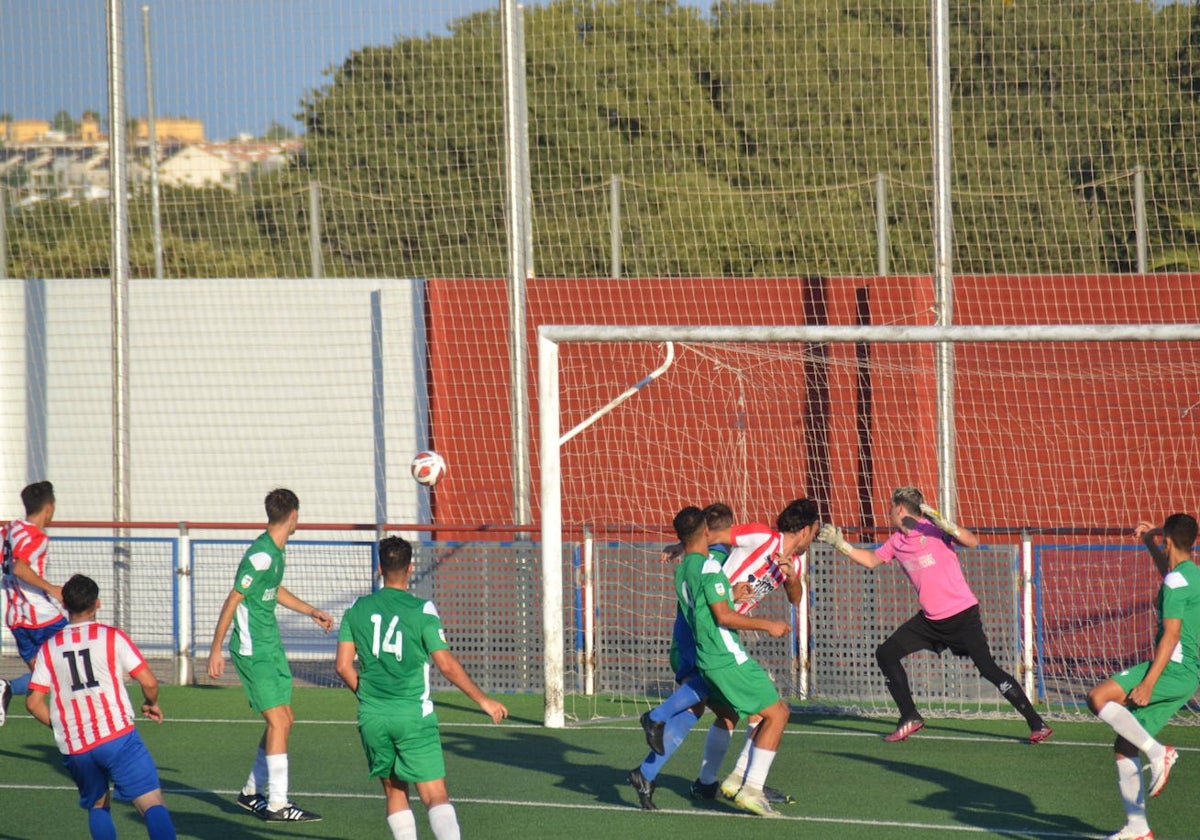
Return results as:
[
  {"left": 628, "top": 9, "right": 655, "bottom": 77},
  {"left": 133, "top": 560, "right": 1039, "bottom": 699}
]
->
[
  {"left": 671, "top": 505, "right": 790, "bottom": 818},
  {"left": 1087, "top": 513, "right": 1200, "bottom": 840},
  {"left": 207, "top": 489, "right": 332, "bottom": 822},
  {"left": 336, "top": 536, "right": 508, "bottom": 840}
]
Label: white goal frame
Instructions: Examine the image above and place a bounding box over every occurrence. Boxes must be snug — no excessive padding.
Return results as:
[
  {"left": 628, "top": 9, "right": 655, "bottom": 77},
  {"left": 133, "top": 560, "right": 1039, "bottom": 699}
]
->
[{"left": 538, "top": 322, "right": 1200, "bottom": 728}]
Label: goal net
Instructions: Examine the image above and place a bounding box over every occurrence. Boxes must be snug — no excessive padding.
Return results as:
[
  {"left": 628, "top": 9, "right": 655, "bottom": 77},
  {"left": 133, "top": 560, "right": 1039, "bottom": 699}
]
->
[{"left": 538, "top": 316, "right": 1200, "bottom": 727}]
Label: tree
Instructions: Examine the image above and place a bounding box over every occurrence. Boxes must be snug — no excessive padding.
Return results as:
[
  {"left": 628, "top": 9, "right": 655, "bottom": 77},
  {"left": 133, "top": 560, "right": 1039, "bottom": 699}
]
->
[
  {"left": 50, "top": 110, "right": 77, "bottom": 136},
  {"left": 262, "top": 121, "right": 295, "bottom": 141}
]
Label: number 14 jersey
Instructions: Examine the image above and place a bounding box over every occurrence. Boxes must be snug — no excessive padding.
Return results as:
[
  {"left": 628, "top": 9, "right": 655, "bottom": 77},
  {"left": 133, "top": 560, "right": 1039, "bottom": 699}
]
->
[{"left": 338, "top": 587, "right": 449, "bottom": 718}]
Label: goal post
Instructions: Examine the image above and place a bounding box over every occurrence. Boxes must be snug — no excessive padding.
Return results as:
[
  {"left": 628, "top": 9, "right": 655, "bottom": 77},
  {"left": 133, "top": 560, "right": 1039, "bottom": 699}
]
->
[{"left": 539, "top": 322, "right": 1200, "bottom": 728}]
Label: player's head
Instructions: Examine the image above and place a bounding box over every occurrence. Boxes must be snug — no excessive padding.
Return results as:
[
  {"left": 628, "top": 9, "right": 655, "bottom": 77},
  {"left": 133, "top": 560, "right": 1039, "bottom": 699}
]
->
[
  {"left": 265, "top": 488, "right": 299, "bottom": 529},
  {"left": 891, "top": 486, "right": 924, "bottom": 515},
  {"left": 61, "top": 573, "right": 100, "bottom": 617},
  {"left": 703, "top": 503, "right": 734, "bottom": 531},
  {"left": 21, "top": 480, "right": 55, "bottom": 519},
  {"left": 673, "top": 505, "right": 707, "bottom": 545},
  {"left": 1162, "top": 513, "right": 1198, "bottom": 554},
  {"left": 777, "top": 497, "right": 821, "bottom": 555},
  {"left": 378, "top": 536, "right": 414, "bottom": 578}
]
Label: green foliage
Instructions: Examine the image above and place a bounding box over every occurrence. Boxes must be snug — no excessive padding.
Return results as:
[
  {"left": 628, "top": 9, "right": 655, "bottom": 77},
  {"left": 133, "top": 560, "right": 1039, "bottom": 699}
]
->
[
  {"left": 49, "top": 109, "right": 77, "bottom": 135},
  {"left": 10, "top": 0, "right": 1200, "bottom": 279}
]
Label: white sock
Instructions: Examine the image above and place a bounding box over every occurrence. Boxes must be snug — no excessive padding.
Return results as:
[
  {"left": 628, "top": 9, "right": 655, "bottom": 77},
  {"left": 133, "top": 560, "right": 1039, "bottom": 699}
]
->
[
  {"left": 730, "top": 722, "right": 757, "bottom": 779},
  {"left": 744, "top": 746, "right": 776, "bottom": 791},
  {"left": 697, "top": 723, "right": 733, "bottom": 784},
  {"left": 386, "top": 810, "right": 418, "bottom": 840},
  {"left": 1115, "top": 756, "right": 1149, "bottom": 833},
  {"left": 242, "top": 747, "right": 268, "bottom": 796},
  {"left": 266, "top": 753, "right": 289, "bottom": 810},
  {"left": 1098, "top": 702, "right": 1163, "bottom": 760},
  {"left": 427, "top": 802, "right": 460, "bottom": 840}
]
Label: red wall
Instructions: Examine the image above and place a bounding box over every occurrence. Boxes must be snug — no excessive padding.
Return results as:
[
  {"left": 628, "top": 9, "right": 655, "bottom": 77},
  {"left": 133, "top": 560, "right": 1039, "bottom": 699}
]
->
[{"left": 424, "top": 275, "right": 1200, "bottom": 538}]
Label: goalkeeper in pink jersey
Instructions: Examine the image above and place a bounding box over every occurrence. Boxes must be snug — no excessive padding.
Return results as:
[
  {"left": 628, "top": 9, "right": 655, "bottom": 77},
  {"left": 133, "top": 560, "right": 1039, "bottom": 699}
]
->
[{"left": 818, "top": 486, "right": 1051, "bottom": 743}]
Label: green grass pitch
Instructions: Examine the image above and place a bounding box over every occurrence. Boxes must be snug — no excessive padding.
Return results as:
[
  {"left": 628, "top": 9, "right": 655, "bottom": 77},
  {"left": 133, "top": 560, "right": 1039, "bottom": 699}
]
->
[{"left": 2, "top": 686, "right": 1198, "bottom": 839}]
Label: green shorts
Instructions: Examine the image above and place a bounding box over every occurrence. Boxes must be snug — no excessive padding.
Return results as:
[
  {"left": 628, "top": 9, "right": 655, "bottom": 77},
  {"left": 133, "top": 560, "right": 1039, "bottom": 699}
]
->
[
  {"left": 1112, "top": 661, "right": 1200, "bottom": 737},
  {"left": 358, "top": 711, "right": 446, "bottom": 783},
  {"left": 231, "top": 648, "right": 293, "bottom": 713},
  {"left": 702, "top": 658, "right": 780, "bottom": 717}
]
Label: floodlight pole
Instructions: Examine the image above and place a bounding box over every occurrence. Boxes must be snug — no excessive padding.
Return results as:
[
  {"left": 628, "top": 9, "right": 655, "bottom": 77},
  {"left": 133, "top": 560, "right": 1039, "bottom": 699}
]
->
[
  {"left": 931, "top": 0, "right": 956, "bottom": 519},
  {"left": 107, "top": 0, "right": 133, "bottom": 629},
  {"left": 501, "top": 0, "right": 532, "bottom": 529}
]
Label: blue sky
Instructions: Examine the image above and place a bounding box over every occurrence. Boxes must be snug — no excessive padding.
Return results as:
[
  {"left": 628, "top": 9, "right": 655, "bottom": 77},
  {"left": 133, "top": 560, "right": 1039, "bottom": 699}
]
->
[{"left": 1, "top": 0, "right": 506, "bottom": 141}]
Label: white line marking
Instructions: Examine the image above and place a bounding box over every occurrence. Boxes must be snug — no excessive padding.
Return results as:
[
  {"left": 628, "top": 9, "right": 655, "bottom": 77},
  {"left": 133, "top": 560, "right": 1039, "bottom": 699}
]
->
[{"left": 0, "top": 783, "right": 1105, "bottom": 837}]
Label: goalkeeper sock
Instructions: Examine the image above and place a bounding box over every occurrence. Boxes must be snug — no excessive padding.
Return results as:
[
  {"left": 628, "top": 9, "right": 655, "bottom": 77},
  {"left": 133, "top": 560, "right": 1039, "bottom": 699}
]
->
[
  {"left": 744, "top": 746, "right": 776, "bottom": 791},
  {"left": 386, "top": 810, "right": 418, "bottom": 840},
  {"left": 266, "top": 753, "right": 289, "bottom": 810},
  {"left": 10, "top": 672, "right": 31, "bottom": 695},
  {"left": 427, "top": 802, "right": 460, "bottom": 840},
  {"left": 697, "top": 721, "right": 733, "bottom": 785},
  {"left": 1114, "top": 755, "right": 1149, "bottom": 833},
  {"left": 639, "top": 708, "right": 699, "bottom": 781},
  {"left": 997, "top": 679, "right": 1046, "bottom": 730},
  {"left": 143, "top": 804, "right": 177, "bottom": 840},
  {"left": 1098, "top": 702, "right": 1162, "bottom": 758},
  {"left": 243, "top": 746, "right": 268, "bottom": 795},
  {"left": 87, "top": 807, "right": 117, "bottom": 840},
  {"left": 650, "top": 675, "right": 706, "bottom": 722}
]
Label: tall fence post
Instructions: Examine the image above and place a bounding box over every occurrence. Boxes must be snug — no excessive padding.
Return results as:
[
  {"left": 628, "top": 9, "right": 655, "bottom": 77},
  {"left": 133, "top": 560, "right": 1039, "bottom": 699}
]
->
[
  {"left": 0, "top": 186, "right": 7, "bottom": 281},
  {"left": 175, "top": 522, "right": 192, "bottom": 685},
  {"left": 610, "top": 174, "right": 621, "bottom": 279},
  {"left": 1021, "top": 530, "right": 1036, "bottom": 701},
  {"left": 310, "top": 181, "right": 322, "bottom": 279},
  {"left": 876, "top": 172, "right": 888, "bottom": 277},
  {"left": 1134, "top": 164, "right": 1147, "bottom": 274}
]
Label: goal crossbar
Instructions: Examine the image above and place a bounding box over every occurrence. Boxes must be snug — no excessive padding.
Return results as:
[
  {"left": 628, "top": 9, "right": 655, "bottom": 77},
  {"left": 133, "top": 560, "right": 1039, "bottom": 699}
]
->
[{"left": 537, "top": 322, "right": 1200, "bottom": 727}]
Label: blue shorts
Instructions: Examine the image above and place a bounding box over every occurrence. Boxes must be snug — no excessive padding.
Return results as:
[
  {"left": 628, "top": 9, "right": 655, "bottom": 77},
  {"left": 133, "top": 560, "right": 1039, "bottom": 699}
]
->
[
  {"left": 669, "top": 611, "right": 699, "bottom": 682},
  {"left": 64, "top": 729, "right": 162, "bottom": 809},
  {"left": 13, "top": 618, "right": 68, "bottom": 663}
]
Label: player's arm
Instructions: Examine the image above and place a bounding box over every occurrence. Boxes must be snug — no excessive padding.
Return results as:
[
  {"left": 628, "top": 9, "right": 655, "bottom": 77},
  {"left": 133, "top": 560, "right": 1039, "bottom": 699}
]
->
[
  {"left": 1134, "top": 521, "right": 1169, "bottom": 576},
  {"left": 817, "top": 524, "right": 886, "bottom": 569},
  {"left": 919, "top": 503, "right": 979, "bottom": 548},
  {"left": 277, "top": 585, "right": 333, "bottom": 631},
  {"left": 1127, "top": 616, "right": 1182, "bottom": 708},
  {"left": 207, "top": 588, "right": 244, "bottom": 678},
  {"left": 335, "top": 639, "right": 360, "bottom": 694},
  {"left": 780, "top": 558, "right": 802, "bottom": 607},
  {"left": 708, "top": 599, "right": 788, "bottom": 637},
  {"left": 131, "top": 662, "right": 164, "bottom": 723},
  {"left": 430, "top": 648, "right": 509, "bottom": 723},
  {"left": 11, "top": 559, "right": 62, "bottom": 604},
  {"left": 24, "top": 688, "right": 51, "bottom": 727}
]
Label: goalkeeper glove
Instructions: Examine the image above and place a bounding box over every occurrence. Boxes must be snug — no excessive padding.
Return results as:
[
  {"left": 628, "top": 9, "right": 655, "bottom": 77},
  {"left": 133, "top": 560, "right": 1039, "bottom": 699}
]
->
[
  {"left": 817, "top": 523, "right": 853, "bottom": 556},
  {"left": 919, "top": 503, "right": 960, "bottom": 537}
]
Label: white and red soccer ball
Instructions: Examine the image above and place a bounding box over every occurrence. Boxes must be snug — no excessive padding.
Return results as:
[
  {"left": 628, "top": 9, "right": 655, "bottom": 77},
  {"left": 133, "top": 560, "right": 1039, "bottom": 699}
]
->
[{"left": 410, "top": 450, "right": 446, "bottom": 487}]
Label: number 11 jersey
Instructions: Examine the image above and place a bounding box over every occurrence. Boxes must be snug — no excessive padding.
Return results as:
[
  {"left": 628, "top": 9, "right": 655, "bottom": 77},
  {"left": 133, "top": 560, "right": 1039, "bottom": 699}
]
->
[{"left": 29, "top": 620, "right": 148, "bottom": 755}]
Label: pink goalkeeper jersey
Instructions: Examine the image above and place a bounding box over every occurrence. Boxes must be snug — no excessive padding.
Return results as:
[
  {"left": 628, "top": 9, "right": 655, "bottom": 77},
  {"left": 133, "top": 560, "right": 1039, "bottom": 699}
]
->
[
  {"left": 29, "top": 620, "right": 147, "bottom": 755},
  {"left": 722, "top": 523, "right": 797, "bottom": 615},
  {"left": 874, "top": 518, "right": 978, "bottom": 621},
  {"left": 3, "top": 519, "right": 63, "bottom": 629}
]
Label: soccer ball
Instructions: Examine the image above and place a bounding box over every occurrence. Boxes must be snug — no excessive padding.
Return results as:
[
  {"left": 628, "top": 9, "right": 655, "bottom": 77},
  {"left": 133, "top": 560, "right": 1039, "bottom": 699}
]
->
[{"left": 410, "top": 450, "right": 446, "bottom": 486}]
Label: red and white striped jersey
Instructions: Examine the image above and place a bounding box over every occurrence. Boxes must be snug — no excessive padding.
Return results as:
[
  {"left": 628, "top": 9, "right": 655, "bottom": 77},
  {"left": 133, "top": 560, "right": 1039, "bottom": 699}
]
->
[
  {"left": 721, "top": 523, "right": 799, "bottom": 615},
  {"left": 3, "top": 519, "right": 63, "bottom": 629},
  {"left": 28, "top": 620, "right": 148, "bottom": 755}
]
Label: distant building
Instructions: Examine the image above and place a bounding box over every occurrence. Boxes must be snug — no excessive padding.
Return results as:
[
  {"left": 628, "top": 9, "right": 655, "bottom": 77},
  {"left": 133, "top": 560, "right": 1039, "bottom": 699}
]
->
[
  {"left": 158, "top": 140, "right": 300, "bottom": 191},
  {"left": 1, "top": 120, "right": 53, "bottom": 143},
  {"left": 135, "top": 117, "right": 204, "bottom": 144}
]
